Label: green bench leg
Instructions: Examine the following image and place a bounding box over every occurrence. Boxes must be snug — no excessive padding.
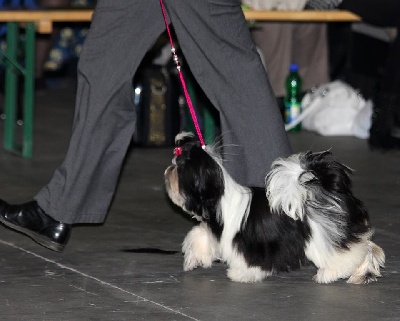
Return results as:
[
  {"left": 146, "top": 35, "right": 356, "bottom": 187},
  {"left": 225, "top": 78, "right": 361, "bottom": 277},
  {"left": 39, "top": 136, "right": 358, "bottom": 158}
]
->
[
  {"left": 3, "top": 22, "right": 35, "bottom": 158},
  {"left": 4, "top": 22, "right": 18, "bottom": 152},
  {"left": 23, "top": 22, "right": 35, "bottom": 158}
]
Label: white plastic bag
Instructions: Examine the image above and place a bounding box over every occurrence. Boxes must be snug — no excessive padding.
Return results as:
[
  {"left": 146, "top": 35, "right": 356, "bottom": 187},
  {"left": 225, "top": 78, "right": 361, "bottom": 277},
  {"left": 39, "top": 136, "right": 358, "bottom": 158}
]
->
[{"left": 285, "top": 80, "right": 373, "bottom": 139}]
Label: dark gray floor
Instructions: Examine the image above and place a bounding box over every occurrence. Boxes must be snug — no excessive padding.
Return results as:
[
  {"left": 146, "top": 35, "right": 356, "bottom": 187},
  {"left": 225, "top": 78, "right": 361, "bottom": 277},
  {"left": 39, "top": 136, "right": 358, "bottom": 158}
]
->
[{"left": 0, "top": 81, "right": 399, "bottom": 321}]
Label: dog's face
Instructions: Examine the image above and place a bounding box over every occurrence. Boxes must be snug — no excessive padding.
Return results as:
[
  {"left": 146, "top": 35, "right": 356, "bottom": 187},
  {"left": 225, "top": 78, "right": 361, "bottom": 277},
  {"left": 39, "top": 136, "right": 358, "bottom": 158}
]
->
[{"left": 164, "top": 133, "right": 224, "bottom": 221}]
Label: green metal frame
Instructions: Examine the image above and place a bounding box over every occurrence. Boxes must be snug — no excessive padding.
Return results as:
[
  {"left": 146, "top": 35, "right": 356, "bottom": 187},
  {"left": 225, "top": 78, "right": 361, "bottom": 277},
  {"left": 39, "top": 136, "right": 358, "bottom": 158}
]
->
[
  {"left": 1, "top": 21, "right": 35, "bottom": 158},
  {"left": 185, "top": 73, "right": 216, "bottom": 145}
]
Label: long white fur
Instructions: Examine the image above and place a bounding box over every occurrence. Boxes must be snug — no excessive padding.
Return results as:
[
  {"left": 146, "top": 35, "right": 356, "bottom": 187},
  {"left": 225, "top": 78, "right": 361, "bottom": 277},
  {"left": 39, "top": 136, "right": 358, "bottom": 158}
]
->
[
  {"left": 266, "top": 153, "right": 385, "bottom": 284},
  {"left": 306, "top": 223, "right": 371, "bottom": 283},
  {"left": 266, "top": 154, "right": 310, "bottom": 221},
  {"left": 218, "top": 166, "right": 268, "bottom": 282},
  {"left": 182, "top": 222, "right": 220, "bottom": 271},
  {"left": 306, "top": 199, "right": 348, "bottom": 244},
  {"left": 182, "top": 143, "right": 267, "bottom": 282},
  {"left": 347, "top": 240, "right": 385, "bottom": 284},
  {"left": 203, "top": 145, "right": 252, "bottom": 264}
]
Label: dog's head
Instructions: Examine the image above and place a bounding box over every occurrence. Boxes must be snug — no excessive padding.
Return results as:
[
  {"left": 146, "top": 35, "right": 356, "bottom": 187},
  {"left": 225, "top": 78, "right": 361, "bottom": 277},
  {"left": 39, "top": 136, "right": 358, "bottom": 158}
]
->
[{"left": 164, "top": 132, "right": 225, "bottom": 221}]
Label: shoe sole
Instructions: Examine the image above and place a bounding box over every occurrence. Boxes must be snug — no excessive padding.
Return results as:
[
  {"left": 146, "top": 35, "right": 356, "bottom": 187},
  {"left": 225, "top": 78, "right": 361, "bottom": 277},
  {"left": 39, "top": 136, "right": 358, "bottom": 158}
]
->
[{"left": 0, "top": 217, "right": 65, "bottom": 252}]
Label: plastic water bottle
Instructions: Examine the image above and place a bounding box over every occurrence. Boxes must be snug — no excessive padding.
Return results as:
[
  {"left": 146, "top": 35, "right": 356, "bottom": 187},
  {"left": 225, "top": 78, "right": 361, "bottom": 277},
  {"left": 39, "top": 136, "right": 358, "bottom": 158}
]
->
[{"left": 284, "top": 63, "right": 302, "bottom": 132}]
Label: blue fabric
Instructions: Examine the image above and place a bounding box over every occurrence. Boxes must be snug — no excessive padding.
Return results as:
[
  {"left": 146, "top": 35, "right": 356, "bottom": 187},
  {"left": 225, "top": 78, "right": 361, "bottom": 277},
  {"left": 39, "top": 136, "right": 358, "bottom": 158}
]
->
[
  {"left": 45, "top": 27, "right": 89, "bottom": 71},
  {"left": 0, "top": 1, "right": 37, "bottom": 37},
  {"left": 0, "top": 0, "right": 36, "bottom": 8}
]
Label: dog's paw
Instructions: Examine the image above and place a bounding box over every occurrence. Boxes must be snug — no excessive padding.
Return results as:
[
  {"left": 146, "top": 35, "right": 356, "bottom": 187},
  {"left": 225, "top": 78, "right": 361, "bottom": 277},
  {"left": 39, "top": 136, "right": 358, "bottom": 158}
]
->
[
  {"left": 182, "top": 224, "right": 219, "bottom": 271},
  {"left": 313, "top": 268, "right": 341, "bottom": 284},
  {"left": 227, "top": 266, "right": 269, "bottom": 283},
  {"left": 183, "top": 250, "right": 213, "bottom": 271}
]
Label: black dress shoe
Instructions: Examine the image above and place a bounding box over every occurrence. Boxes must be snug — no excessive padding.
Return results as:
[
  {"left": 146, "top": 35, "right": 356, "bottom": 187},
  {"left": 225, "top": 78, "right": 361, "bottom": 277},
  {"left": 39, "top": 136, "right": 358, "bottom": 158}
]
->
[{"left": 0, "top": 200, "right": 71, "bottom": 252}]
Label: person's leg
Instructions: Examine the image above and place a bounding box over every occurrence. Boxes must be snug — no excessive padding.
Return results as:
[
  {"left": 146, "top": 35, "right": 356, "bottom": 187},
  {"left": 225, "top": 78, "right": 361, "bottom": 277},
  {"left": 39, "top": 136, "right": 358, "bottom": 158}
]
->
[
  {"left": 368, "top": 31, "right": 400, "bottom": 148},
  {"left": 34, "top": 0, "right": 166, "bottom": 224},
  {"left": 339, "top": 0, "right": 400, "bottom": 147},
  {"left": 166, "top": 0, "right": 291, "bottom": 187},
  {"left": 338, "top": 0, "right": 400, "bottom": 92}
]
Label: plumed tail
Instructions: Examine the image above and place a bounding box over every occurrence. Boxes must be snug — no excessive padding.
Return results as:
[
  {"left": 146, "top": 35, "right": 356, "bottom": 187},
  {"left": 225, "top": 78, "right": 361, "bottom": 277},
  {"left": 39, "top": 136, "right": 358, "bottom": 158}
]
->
[
  {"left": 266, "top": 150, "right": 354, "bottom": 222},
  {"left": 347, "top": 241, "right": 385, "bottom": 284},
  {"left": 266, "top": 153, "right": 312, "bottom": 221}
]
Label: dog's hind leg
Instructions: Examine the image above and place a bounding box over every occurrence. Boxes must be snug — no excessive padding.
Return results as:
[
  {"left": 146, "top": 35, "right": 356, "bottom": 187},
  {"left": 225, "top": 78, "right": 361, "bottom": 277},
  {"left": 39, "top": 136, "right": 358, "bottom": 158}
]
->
[
  {"left": 347, "top": 241, "right": 385, "bottom": 284},
  {"left": 310, "top": 236, "right": 385, "bottom": 284},
  {"left": 182, "top": 222, "right": 220, "bottom": 271}
]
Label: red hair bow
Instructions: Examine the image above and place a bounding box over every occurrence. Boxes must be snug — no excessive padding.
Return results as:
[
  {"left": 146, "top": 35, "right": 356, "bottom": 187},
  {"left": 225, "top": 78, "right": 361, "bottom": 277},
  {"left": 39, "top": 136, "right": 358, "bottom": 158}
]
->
[{"left": 174, "top": 147, "right": 182, "bottom": 156}]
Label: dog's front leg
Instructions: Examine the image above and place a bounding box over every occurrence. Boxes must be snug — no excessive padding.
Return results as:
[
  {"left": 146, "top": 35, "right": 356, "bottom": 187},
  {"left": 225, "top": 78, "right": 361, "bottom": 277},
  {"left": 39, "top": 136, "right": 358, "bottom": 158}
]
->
[{"left": 182, "top": 222, "right": 220, "bottom": 271}]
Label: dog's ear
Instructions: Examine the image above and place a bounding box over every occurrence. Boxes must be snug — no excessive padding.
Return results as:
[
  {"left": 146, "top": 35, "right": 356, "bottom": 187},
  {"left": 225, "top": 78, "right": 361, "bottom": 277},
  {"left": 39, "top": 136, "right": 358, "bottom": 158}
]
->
[{"left": 178, "top": 144, "right": 224, "bottom": 219}]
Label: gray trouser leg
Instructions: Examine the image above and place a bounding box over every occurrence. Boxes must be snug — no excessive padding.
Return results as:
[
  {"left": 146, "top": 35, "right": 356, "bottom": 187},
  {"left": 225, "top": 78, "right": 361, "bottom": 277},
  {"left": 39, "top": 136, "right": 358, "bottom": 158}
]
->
[
  {"left": 166, "top": 0, "right": 291, "bottom": 186},
  {"left": 35, "top": 1, "right": 166, "bottom": 223}
]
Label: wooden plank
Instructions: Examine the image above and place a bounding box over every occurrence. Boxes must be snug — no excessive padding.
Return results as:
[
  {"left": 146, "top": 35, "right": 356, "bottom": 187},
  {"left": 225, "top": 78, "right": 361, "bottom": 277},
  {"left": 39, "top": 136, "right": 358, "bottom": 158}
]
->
[
  {"left": 37, "top": 20, "right": 53, "bottom": 33},
  {"left": 243, "top": 10, "right": 361, "bottom": 21},
  {"left": 0, "top": 9, "right": 360, "bottom": 23},
  {"left": 0, "top": 9, "right": 361, "bottom": 34},
  {"left": 0, "top": 10, "right": 94, "bottom": 34},
  {"left": 0, "top": 10, "right": 93, "bottom": 22}
]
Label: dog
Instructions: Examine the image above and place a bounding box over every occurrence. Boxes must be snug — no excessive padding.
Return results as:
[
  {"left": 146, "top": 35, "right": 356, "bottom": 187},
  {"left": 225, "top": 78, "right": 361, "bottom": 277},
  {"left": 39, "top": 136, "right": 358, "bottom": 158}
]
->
[{"left": 164, "top": 132, "right": 385, "bottom": 284}]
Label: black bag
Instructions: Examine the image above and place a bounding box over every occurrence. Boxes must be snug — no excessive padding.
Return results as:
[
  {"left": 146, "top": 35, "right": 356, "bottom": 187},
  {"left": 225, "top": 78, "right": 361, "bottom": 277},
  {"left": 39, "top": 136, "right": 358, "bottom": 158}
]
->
[{"left": 133, "top": 64, "right": 181, "bottom": 147}]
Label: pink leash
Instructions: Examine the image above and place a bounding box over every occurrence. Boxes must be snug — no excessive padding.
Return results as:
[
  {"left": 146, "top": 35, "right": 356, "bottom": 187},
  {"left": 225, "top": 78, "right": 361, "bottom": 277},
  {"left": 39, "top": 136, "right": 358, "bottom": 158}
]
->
[{"left": 159, "top": 0, "right": 206, "bottom": 150}]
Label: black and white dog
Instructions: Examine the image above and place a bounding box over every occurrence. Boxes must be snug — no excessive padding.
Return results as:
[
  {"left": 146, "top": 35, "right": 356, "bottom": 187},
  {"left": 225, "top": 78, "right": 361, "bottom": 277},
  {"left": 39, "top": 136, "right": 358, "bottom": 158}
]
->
[{"left": 164, "top": 132, "right": 385, "bottom": 284}]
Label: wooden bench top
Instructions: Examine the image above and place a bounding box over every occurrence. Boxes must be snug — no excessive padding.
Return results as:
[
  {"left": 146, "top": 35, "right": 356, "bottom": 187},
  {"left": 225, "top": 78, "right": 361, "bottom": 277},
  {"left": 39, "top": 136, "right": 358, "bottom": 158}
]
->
[
  {"left": 0, "top": 9, "right": 94, "bottom": 33},
  {"left": 0, "top": 9, "right": 361, "bottom": 33},
  {"left": 244, "top": 10, "right": 361, "bottom": 22}
]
